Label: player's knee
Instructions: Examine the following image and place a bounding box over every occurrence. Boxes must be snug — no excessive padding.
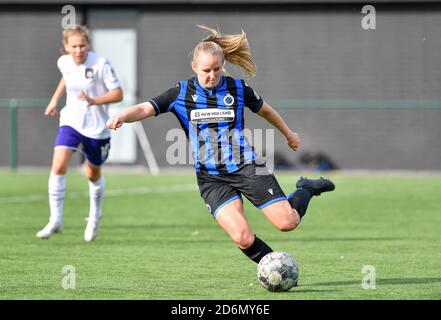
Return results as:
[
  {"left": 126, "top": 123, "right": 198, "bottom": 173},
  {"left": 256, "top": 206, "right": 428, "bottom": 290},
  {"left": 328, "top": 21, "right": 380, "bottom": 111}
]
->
[
  {"left": 87, "top": 172, "right": 100, "bottom": 182},
  {"left": 85, "top": 165, "right": 101, "bottom": 182},
  {"left": 51, "top": 165, "right": 67, "bottom": 175},
  {"left": 276, "top": 220, "right": 296, "bottom": 232},
  {"left": 232, "top": 231, "right": 255, "bottom": 249},
  {"left": 276, "top": 211, "right": 300, "bottom": 232}
]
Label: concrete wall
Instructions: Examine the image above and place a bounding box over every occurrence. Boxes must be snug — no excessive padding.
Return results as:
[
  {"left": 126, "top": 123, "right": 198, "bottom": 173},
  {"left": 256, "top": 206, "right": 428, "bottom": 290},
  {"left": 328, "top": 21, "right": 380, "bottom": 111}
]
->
[
  {"left": 138, "top": 5, "right": 441, "bottom": 100},
  {"left": 0, "top": 6, "right": 83, "bottom": 99},
  {"left": 1, "top": 3, "right": 440, "bottom": 170}
]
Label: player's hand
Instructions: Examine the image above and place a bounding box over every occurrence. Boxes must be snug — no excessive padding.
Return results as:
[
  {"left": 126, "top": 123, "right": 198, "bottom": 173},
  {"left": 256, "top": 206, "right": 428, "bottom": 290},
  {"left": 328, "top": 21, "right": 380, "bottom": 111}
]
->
[
  {"left": 44, "top": 102, "right": 59, "bottom": 116},
  {"left": 79, "top": 91, "right": 96, "bottom": 106},
  {"left": 107, "top": 116, "right": 124, "bottom": 130},
  {"left": 286, "top": 131, "right": 300, "bottom": 151}
]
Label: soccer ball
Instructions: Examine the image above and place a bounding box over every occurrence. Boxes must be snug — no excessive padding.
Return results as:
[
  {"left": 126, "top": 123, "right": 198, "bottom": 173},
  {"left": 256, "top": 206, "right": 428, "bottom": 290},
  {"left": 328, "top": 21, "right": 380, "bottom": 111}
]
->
[{"left": 257, "top": 252, "right": 299, "bottom": 292}]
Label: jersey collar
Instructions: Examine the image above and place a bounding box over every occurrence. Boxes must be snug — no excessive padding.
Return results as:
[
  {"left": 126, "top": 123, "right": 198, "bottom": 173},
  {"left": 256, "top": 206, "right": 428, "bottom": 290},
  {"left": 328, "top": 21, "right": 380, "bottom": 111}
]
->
[
  {"left": 71, "top": 51, "right": 93, "bottom": 67},
  {"left": 194, "top": 75, "right": 225, "bottom": 95}
]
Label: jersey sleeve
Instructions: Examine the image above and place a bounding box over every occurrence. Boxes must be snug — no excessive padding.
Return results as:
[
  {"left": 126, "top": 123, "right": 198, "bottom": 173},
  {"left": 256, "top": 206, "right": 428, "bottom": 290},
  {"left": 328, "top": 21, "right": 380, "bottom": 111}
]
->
[
  {"left": 148, "top": 83, "right": 180, "bottom": 116},
  {"left": 57, "top": 55, "right": 68, "bottom": 75},
  {"left": 101, "top": 61, "right": 122, "bottom": 91},
  {"left": 243, "top": 81, "right": 264, "bottom": 113}
]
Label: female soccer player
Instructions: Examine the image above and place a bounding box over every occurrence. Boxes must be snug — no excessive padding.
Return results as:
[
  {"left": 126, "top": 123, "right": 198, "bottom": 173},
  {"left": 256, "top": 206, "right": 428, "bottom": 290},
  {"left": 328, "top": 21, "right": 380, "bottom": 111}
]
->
[
  {"left": 37, "top": 25, "right": 123, "bottom": 241},
  {"left": 107, "top": 26, "right": 334, "bottom": 262}
]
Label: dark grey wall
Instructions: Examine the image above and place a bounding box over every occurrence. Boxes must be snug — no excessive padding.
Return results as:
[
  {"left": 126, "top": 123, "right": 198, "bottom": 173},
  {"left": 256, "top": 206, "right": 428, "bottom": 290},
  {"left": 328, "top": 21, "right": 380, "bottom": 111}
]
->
[
  {"left": 4, "top": 106, "right": 441, "bottom": 170},
  {"left": 0, "top": 109, "right": 9, "bottom": 165},
  {"left": 0, "top": 7, "right": 84, "bottom": 99},
  {"left": 135, "top": 4, "right": 441, "bottom": 170},
  {"left": 1, "top": 4, "right": 441, "bottom": 170},
  {"left": 3, "top": 4, "right": 440, "bottom": 101},
  {"left": 139, "top": 107, "right": 441, "bottom": 171},
  {"left": 138, "top": 6, "right": 441, "bottom": 100}
]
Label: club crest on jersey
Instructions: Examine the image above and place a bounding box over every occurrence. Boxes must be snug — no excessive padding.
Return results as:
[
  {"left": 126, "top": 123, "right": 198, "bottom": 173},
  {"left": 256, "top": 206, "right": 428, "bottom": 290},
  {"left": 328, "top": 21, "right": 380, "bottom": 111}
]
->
[
  {"left": 190, "top": 108, "right": 235, "bottom": 124},
  {"left": 85, "top": 68, "right": 94, "bottom": 79},
  {"left": 223, "top": 93, "right": 235, "bottom": 106}
]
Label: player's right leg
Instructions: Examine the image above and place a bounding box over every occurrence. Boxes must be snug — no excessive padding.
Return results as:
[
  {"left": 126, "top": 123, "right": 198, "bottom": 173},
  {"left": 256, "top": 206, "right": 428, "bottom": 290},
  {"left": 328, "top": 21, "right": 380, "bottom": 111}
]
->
[
  {"left": 37, "top": 126, "right": 79, "bottom": 239},
  {"left": 36, "top": 148, "right": 74, "bottom": 239},
  {"left": 198, "top": 171, "right": 274, "bottom": 264},
  {"left": 215, "top": 199, "right": 273, "bottom": 264}
]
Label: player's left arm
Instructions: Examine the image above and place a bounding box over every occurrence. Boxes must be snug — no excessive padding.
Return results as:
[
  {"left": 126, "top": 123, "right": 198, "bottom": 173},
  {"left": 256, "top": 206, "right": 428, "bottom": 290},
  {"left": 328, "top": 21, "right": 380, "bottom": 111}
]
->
[{"left": 257, "top": 101, "right": 300, "bottom": 151}]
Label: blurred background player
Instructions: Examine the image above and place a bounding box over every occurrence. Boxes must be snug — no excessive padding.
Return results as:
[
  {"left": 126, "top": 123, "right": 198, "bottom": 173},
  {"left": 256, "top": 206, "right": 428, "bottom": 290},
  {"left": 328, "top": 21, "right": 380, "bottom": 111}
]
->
[
  {"left": 107, "top": 26, "right": 334, "bottom": 263},
  {"left": 36, "top": 25, "right": 123, "bottom": 241}
]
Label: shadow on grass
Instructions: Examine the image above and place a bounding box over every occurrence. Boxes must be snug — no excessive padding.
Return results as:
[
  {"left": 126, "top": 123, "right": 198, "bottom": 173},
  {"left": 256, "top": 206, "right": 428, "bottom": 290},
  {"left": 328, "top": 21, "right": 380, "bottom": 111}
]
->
[
  {"left": 268, "top": 237, "right": 402, "bottom": 242},
  {"left": 96, "top": 223, "right": 218, "bottom": 230},
  {"left": 289, "top": 289, "right": 341, "bottom": 293},
  {"left": 307, "top": 278, "right": 441, "bottom": 287},
  {"left": 18, "top": 223, "right": 217, "bottom": 232}
]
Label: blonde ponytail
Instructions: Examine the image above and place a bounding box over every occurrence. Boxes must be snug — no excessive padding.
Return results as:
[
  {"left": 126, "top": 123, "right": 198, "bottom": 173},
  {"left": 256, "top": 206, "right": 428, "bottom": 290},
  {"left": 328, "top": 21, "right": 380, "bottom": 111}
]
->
[{"left": 193, "top": 25, "right": 257, "bottom": 78}]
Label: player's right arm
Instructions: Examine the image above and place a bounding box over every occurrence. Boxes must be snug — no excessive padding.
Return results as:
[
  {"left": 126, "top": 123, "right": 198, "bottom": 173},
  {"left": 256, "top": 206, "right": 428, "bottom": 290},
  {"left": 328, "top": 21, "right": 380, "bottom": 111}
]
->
[
  {"left": 44, "top": 77, "right": 66, "bottom": 116},
  {"left": 107, "top": 102, "right": 156, "bottom": 130},
  {"left": 108, "top": 85, "right": 180, "bottom": 130}
]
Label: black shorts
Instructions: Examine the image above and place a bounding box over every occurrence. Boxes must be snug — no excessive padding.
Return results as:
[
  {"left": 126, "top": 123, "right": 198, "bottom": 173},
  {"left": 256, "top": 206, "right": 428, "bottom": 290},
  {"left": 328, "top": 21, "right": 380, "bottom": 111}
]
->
[{"left": 196, "top": 164, "right": 287, "bottom": 218}]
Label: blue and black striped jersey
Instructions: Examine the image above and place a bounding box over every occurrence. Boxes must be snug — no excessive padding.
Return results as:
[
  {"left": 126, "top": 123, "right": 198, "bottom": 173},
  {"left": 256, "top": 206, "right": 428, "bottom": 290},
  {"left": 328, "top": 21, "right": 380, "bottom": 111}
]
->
[{"left": 149, "top": 75, "right": 263, "bottom": 174}]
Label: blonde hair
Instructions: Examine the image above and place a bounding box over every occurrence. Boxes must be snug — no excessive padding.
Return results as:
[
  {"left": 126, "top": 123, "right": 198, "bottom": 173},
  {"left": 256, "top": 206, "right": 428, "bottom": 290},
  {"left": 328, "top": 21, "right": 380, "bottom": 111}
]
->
[
  {"left": 60, "top": 25, "right": 90, "bottom": 54},
  {"left": 193, "top": 25, "right": 257, "bottom": 78}
]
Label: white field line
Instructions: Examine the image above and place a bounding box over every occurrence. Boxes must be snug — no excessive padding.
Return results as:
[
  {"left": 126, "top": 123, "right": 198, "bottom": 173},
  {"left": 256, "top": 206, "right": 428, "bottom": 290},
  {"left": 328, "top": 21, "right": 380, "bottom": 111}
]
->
[{"left": 0, "top": 184, "right": 198, "bottom": 204}]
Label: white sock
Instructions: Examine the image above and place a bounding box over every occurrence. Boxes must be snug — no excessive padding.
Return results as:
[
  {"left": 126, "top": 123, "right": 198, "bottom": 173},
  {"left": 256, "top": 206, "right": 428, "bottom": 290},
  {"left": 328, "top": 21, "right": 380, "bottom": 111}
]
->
[
  {"left": 48, "top": 172, "right": 66, "bottom": 224},
  {"left": 88, "top": 176, "right": 104, "bottom": 223}
]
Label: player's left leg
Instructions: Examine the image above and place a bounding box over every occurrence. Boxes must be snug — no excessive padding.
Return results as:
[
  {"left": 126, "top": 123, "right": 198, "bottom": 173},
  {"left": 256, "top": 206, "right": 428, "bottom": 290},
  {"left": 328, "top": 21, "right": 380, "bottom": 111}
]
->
[
  {"left": 83, "top": 161, "right": 104, "bottom": 242},
  {"left": 236, "top": 164, "right": 299, "bottom": 230},
  {"left": 81, "top": 136, "right": 110, "bottom": 242},
  {"left": 258, "top": 177, "right": 336, "bottom": 235},
  {"left": 260, "top": 200, "right": 300, "bottom": 231},
  {"left": 239, "top": 165, "right": 335, "bottom": 228},
  {"left": 265, "top": 176, "right": 335, "bottom": 225},
  {"left": 286, "top": 176, "right": 335, "bottom": 220}
]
